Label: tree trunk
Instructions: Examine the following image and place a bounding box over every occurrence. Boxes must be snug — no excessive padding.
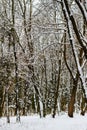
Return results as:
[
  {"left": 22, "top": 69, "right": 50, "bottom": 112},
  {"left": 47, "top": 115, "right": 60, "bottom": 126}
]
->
[
  {"left": 80, "top": 95, "right": 86, "bottom": 115},
  {"left": 61, "top": 0, "right": 86, "bottom": 117},
  {"left": 52, "top": 59, "right": 61, "bottom": 118},
  {"left": 44, "top": 56, "right": 48, "bottom": 117},
  {"left": 11, "top": 0, "right": 20, "bottom": 122},
  {"left": 68, "top": 81, "right": 77, "bottom": 117},
  {"left": 63, "top": 0, "right": 87, "bottom": 59},
  {"left": 0, "top": 87, "right": 5, "bottom": 117}
]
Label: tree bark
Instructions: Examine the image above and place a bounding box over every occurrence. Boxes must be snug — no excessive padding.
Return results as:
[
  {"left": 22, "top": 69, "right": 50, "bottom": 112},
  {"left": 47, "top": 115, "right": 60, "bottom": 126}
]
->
[
  {"left": 61, "top": 0, "right": 86, "bottom": 117},
  {"left": 11, "top": 0, "right": 20, "bottom": 122},
  {"left": 62, "top": 0, "right": 87, "bottom": 59},
  {"left": 52, "top": 59, "right": 61, "bottom": 118}
]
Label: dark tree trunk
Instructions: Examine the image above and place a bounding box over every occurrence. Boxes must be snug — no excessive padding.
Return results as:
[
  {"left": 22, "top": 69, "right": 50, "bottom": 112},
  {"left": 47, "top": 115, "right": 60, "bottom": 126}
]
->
[
  {"left": 62, "top": 0, "right": 87, "bottom": 59},
  {"left": 61, "top": 0, "right": 85, "bottom": 117},
  {"left": 0, "top": 87, "right": 5, "bottom": 118},
  {"left": 68, "top": 48, "right": 82, "bottom": 117},
  {"left": 68, "top": 81, "right": 77, "bottom": 117},
  {"left": 11, "top": 0, "right": 20, "bottom": 122},
  {"left": 80, "top": 95, "right": 86, "bottom": 116}
]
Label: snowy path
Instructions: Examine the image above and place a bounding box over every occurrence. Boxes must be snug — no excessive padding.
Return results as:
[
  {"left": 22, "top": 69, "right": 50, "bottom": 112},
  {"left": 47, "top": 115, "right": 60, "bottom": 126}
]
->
[{"left": 0, "top": 114, "right": 87, "bottom": 130}]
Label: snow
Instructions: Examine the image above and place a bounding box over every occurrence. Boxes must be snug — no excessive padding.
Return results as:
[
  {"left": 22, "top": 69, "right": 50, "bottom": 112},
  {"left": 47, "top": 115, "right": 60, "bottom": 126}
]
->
[{"left": 0, "top": 114, "right": 87, "bottom": 130}]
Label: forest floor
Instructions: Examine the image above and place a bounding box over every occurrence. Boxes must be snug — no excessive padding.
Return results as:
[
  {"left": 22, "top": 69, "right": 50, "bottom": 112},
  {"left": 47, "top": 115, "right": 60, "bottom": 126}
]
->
[{"left": 0, "top": 113, "right": 87, "bottom": 130}]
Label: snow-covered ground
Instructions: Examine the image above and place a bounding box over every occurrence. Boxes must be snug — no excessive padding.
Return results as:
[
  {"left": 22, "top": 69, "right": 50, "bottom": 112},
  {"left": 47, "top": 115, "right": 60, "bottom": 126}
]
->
[{"left": 0, "top": 113, "right": 87, "bottom": 130}]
